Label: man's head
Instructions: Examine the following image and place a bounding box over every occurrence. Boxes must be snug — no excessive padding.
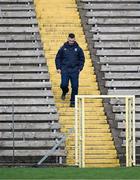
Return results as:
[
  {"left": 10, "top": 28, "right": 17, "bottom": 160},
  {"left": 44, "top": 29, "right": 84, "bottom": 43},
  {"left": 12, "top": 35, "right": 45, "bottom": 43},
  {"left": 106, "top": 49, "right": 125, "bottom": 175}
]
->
[{"left": 68, "top": 33, "right": 75, "bottom": 45}]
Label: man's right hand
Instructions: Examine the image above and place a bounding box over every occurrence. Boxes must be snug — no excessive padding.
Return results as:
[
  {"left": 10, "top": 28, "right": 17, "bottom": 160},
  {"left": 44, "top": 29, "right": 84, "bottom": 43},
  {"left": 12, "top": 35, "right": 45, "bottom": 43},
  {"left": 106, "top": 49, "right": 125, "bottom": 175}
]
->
[{"left": 57, "top": 69, "right": 61, "bottom": 74}]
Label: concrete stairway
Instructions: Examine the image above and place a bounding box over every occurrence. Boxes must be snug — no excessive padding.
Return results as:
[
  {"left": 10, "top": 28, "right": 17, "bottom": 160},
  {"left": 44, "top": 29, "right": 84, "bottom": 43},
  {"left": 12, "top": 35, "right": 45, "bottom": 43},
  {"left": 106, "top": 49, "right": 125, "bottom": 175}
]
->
[
  {"left": 79, "top": 0, "right": 140, "bottom": 164},
  {"left": 0, "top": 0, "right": 65, "bottom": 166},
  {"left": 34, "top": 0, "right": 119, "bottom": 167}
]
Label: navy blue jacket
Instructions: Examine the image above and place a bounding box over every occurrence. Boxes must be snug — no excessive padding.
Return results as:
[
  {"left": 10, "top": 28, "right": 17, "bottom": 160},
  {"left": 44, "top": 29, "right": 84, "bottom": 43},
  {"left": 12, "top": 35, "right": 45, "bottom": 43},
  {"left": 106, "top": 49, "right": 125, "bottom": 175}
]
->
[{"left": 55, "top": 41, "right": 85, "bottom": 73}]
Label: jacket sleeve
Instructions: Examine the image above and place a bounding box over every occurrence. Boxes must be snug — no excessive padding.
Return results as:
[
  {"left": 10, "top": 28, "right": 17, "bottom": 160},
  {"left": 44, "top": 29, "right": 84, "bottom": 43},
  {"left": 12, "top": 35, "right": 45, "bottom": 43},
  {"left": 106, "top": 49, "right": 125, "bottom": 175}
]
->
[
  {"left": 78, "top": 47, "right": 85, "bottom": 71},
  {"left": 55, "top": 47, "right": 63, "bottom": 70}
]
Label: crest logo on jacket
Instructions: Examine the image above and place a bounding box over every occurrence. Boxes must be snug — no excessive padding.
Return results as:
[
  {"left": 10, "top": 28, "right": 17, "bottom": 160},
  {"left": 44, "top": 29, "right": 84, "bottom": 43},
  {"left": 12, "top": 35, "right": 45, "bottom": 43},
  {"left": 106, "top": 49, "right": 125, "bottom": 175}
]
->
[
  {"left": 64, "top": 48, "right": 67, "bottom": 51},
  {"left": 75, "top": 48, "right": 77, "bottom": 51}
]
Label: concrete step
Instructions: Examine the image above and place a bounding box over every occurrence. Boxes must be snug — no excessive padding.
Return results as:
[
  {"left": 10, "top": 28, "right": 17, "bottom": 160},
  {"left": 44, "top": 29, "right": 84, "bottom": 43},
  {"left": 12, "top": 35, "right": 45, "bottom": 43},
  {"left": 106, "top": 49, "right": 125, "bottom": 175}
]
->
[
  {"left": 0, "top": 66, "right": 48, "bottom": 73},
  {"left": 101, "top": 65, "right": 140, "bottom": 72},
  {"left": 56, "top": 102, "right": 103, "bottom": 107},
  {"left": 0, "top": 19, "right": 37, "bottom": 25},
  {"left": 84, "top": 3, "right": 140, "bottom": 10},
  {"left": 93, "top": 34, "right": 140, "bottom": 41},
  {"left": 0, "top": 114, "right": 59, "bottom": 121},
  {"left": 0, "top": 131, "right": 62, "bottom": 139},
  {"left": 0, "top": 42, "right": 43, "bottom": 49},
  {"left": 0, "top": 140, "right": 64, "bottom": 148},
  {"left": 57, "top": 106, "right": 104, "bottom": 112},
  {"left": 0, "top": 0, "right": 33, "bottom": 3},
  {"left": 0, "top": 106, "right": 57, "bottom": 113},
  {"left": 97, "top": 49, "right": 140, "bottom": 56},
  {"left": 100, "top": 57, "right": 140, "bottom": 65},
  {"left": 0, "top": 50, "right": 44, "bottom": 57},
  {"left": 0, "top": 4, "right": 34, "bottom": 10},
  {"left": 81, "top": 0, "right": 138, "bottom": 2},
  {"left": 0, "top": 122, "right": 60, "bottom": 130},
  {"left": 94, "top": 41, "right": 140, "bottom": 48},
  {"left": 0, "top": 98, "right": 55, "bottom": 106},
  {"left": 85, "top": 164, "right": 119, "bottom": 167},
  {"left": 0, "top": 90, "right": 53, "bottom": 97},
  {"left": 87, "top": 10, "right": 140, "bottom": 18},
  {"left": 85, "top": 159, "right": 119, "bottom": 164},
  {"left": 0, "top": 73, "right": 49, "bottom": 81},
  {"left": 0, "top": 150, "right": 65, "bottom": 156},
  {"left": 106, "top": 80, "right": 140, "bottom": 87},
  {"left": 0, "top": 27, "right": 39, "bottom": 33},
  {"left": 89, "top": 18, "right": 140, "bottom": 25},
  {"left": 60, "top": 117, "right": 107, "bottom": 122},
  {"left": 53, "top": 90, "right": 100, "bottom": 95},
  {"left": 0, "top": 82, "right": 51, "bottom": 89},
  {"left": 0, "top": 11, "right": 35, "bottom": 18},
  {"left": 108, "top": 89, "right": 140, "bottom": 95},
  {"left": 0, "top": 34, "right": 40, "bottom": 41},
  {"left": 0, "top": 57, "right": 45, "bottom": 65}
]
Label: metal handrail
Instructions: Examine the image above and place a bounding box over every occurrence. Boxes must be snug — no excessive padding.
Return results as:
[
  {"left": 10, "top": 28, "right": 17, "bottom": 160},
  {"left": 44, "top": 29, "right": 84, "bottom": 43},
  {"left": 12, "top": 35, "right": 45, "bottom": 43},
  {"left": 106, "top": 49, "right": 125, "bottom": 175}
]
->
[{"left": 75, "top": 95, "right": 136, "bottom": 167}]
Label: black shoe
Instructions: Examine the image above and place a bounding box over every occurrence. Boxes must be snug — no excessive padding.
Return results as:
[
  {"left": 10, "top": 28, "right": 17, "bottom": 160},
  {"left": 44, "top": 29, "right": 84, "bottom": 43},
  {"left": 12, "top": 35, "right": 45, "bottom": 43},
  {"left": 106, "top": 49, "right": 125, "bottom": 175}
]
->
[
  {"left": 70, "top": 102, "right": 75, "bottom": 107},
  {"left": 61, "top": 93, "right": 66, "bottom": 100}
]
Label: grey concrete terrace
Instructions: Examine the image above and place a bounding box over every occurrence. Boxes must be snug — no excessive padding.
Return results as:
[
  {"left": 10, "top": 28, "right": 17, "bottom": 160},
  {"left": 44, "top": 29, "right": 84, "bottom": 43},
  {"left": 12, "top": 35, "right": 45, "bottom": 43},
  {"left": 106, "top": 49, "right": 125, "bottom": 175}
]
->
[
  {"left": 0, "top": 141, "right": 64, "bottom": 148},
  {"left": 0, "top": 34, "right": 40, "bottom": 41},
  {"left": 100, "top": 57, "right": 140, "bottom": 64},
  {"left": 0, "top": 42, "right": 43, "bottom": 49},
  {"left": 105, "top": 80, "right": 140, "bottom": 87},
  {"left": 81, "top": 0, "right": 139, "bottom": 2},
  {"left": 0, "top": 67, "right": 48, "bottom": 73},
  {"left": 0, "top": 58, "right": 46, "bottom": 65},
  {"left": 0, "top": 19, "right": 37, "bottom": 25},
  {"left": 86, "top": 11, "right": 140, "bottom": 18},
  {"left": 0, "top": 50, "right": 44, "bottom": 56},
  {"left": 91, "top": 26, "right": 140, "bottom": 33},
  {"left": 0, "top": 73, "right": 49, "bottom": 80},
  {"left": 108, "top": 89, "right": 140, "bottom": 95},
  {"left": 88, "top": 18, "right": 140, "bottom": 25},
  {"left": 0, "top": 4, "right": 34, "bottom": 11},
  {"left": 0, "top": 11, "right": 35, "bottom": 18},
  {"left": 0, "top": 132, "right": 62, "bottom": 139},
  {"left": 92, "top": 34, "right": 140, "bottom": 41},
  {"left": 0, "top": 150, "right": 65, "bottom": 157},
  {"left": 0, "top": 27, "right": 39, "bottom": 33},
  {"left": 104, "top": 73, "right": 140, "bottom": 79},
  {"left": 0, "top": 122, "right": 60, "bottom": 130},
  {"left": 0, "top": 0, "right": 33, "bottom": 3},
  {"left": 96, "top": 49, "right": 140, "bottom": 56},
  {"left": 0, "top": 98, "right": 55, "bottom": 106},
  {"left": 83, "top": 3, "right": 140, "bottom": 10},
  {"left": 0, "top": 114, "right": 59, "bottom": 121},
  {"left": 94, "top": 42, "right": 140, "bottom": 49},
  {"left": 101, "top": 65, "right": 140, "bottom": 72},
  {"left": 0, "top": 0, "right": 65, "bottom": 165},
  {"left": 80, "top": 0, "right": 140, "bottom": 164},
  {"left": 0, "top": 82, "right": 51, "bottom": 89},
  {"left": 0, "top": 90, "right": 53, "bottom": 97}
]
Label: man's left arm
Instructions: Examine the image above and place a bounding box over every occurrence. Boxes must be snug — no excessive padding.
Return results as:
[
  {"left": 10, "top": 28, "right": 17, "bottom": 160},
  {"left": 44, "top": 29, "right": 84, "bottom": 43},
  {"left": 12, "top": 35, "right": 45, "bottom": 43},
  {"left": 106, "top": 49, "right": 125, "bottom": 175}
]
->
[{"left": 78, "top": 47, "right": 85, "bottom": 71}]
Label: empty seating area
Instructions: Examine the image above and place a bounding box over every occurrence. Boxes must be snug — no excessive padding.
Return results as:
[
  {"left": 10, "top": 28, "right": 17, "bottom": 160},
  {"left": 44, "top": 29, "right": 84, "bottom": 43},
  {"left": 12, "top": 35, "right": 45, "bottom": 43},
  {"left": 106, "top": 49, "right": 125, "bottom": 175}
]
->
[
  {"left": 0, "top": 0, "right": 65, "bottom": 166},
  {"left": 78, "top": 0, "right": 140, "bottom": 164}
]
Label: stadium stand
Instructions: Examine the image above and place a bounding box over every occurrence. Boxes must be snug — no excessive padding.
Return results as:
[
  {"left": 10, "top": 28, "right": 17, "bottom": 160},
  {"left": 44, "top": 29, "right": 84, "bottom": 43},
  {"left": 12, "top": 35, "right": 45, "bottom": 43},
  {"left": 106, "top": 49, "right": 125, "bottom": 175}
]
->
[
  {"left": 0, "top": 0, "right": 66, "bottom": 166},
  {"left": 78, "top": 0, "right": 140, "bottom": 164},
  {"left": 34, "top": 0, "right": 119, "bottom": 167}
]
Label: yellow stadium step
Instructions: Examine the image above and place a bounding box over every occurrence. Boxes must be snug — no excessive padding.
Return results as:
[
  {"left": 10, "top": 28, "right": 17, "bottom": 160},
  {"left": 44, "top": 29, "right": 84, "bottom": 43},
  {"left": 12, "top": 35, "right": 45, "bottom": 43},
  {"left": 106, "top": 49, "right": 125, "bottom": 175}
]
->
[
  {"left": 34, "top": 0, "right": 119, "bottom": 167},
  {"left": 85, "top": 164, "right": 120, "bottom": 168}
]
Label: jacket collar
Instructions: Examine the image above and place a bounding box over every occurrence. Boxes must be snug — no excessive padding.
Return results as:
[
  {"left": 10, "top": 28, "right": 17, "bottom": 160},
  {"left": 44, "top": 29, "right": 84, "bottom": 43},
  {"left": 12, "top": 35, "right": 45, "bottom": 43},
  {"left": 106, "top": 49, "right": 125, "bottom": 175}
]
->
[{"left": 64, "top": 41, "right": 79, "bottom": 48}]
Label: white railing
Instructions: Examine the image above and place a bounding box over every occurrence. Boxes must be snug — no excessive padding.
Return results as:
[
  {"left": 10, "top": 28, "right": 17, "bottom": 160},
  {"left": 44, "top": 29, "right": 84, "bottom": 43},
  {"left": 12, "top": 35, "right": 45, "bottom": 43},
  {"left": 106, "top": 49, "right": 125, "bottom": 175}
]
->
[{"left": 75, "top": 95, "right": 135, "bottom": 167}]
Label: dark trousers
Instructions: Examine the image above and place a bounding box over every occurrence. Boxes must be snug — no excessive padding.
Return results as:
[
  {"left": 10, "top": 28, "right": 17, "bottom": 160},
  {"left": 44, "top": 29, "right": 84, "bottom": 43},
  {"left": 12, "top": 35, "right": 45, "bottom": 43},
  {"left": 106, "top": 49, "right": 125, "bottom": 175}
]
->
[{"left": 60, "top": 72, "right": 79, "bottom": 103}]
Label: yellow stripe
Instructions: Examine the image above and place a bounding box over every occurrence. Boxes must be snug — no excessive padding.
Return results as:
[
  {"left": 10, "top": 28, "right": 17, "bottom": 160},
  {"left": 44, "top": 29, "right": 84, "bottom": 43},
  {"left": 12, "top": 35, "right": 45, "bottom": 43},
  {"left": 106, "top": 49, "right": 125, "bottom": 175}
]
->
[{"left": 34, "top": 0, "right": 119, "bottom": 167}]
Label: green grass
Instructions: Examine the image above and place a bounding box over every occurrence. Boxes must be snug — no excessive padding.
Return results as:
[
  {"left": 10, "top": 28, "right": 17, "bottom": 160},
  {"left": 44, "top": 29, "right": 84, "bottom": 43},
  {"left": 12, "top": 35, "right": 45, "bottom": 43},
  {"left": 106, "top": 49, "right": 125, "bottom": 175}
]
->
[{"left": 0, "top": 167, "right": 140, "bottom": 179}]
